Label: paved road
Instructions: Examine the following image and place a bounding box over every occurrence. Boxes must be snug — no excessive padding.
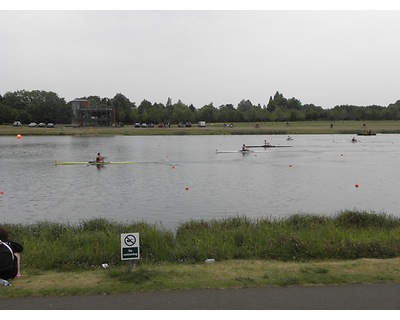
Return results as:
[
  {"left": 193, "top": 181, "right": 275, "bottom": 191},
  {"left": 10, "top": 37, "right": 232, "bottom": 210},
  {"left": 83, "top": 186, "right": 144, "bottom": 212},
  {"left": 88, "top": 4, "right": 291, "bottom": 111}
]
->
[{"left": 1, "top": 283, "right": 400, "bottom": 309}]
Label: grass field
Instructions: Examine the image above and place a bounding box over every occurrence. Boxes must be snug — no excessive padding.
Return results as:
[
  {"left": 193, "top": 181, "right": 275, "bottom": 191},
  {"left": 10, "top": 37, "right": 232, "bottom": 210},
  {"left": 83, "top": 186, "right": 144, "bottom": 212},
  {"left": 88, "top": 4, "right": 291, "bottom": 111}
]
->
[
  {"left": 2, "top": 120, "right": 400, "bottom": 136},
  {"left": 2, "top": 258, "right": 400, "bottom": 298}
]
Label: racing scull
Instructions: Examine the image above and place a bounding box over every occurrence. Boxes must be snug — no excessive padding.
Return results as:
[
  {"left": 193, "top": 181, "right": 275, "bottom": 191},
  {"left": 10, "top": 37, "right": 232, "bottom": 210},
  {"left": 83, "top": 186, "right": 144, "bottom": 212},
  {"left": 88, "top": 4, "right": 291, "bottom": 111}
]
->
[{"left": 54, "top": 160, "right": 136, "bottom": 166}]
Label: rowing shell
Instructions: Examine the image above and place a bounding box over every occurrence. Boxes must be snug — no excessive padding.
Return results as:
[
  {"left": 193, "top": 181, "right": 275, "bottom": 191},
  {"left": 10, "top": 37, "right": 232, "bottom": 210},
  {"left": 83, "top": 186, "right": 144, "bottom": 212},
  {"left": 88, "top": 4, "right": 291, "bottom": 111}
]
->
[
  {"left": 54, "top": 160, "right": 136, "bottom": 166},
  {"left": 215, "top": 150, "right": 254, "bottom": 154},
  {"left": 245, "top": 145, "right": 292, "bottom": 148}
]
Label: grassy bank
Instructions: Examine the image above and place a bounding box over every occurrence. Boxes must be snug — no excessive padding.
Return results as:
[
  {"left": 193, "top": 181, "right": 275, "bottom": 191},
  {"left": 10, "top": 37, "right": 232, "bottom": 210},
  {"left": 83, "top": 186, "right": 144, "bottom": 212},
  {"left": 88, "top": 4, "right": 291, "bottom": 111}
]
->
[
  {"left": 3, "top": 258, "right": 400, "bottom": 298},
  {"left": 2, "top": 120, "right": 400, "bottom": 136},
  {"left": 2, "top": 211, "right": 400, "bottom": 298}
]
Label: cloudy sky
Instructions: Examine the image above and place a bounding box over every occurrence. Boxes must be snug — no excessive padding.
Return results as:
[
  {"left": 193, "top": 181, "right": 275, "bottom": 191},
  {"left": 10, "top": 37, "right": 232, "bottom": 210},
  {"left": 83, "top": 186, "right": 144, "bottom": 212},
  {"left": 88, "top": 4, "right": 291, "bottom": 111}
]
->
[{"left": 1, "top": 3, "right": 400, "bottom": 109}]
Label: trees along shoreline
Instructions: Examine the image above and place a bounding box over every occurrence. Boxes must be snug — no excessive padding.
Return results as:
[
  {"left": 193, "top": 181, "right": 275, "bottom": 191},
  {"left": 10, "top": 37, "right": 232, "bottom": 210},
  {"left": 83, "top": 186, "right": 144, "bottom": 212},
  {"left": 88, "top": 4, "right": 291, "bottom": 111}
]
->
[{"left": 1, "top": 89, "right": 400, "bottom": 126}]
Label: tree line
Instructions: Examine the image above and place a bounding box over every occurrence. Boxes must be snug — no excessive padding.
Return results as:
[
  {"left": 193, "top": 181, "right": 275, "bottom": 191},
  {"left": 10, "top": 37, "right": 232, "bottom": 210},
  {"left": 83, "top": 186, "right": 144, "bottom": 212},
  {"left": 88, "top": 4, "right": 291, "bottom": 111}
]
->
[{"left": 1, "top": 89, "right": 400, "bottom": 125}]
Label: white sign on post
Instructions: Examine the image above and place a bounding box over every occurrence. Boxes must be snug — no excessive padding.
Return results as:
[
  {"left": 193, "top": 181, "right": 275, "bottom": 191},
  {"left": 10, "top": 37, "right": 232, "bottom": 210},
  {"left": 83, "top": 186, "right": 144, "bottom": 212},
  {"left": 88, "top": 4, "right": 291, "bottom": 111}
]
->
[{"left": 120, "top": 233, "right": 140, "bottom": 260}]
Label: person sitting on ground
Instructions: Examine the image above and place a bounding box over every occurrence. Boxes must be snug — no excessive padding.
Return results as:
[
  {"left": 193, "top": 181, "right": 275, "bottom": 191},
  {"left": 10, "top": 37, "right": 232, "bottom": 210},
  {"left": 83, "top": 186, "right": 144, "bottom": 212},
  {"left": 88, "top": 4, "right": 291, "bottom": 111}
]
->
[{"left": 0, "top": 226, "right": 23, "bottom": 280}]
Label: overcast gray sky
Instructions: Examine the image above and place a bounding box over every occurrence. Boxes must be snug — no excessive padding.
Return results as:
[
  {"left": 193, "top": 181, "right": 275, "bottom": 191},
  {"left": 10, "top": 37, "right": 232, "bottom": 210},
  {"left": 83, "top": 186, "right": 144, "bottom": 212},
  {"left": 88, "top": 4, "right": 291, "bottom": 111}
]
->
[{"left": 1, "top": 8, "right": 400, "bottom": 109}]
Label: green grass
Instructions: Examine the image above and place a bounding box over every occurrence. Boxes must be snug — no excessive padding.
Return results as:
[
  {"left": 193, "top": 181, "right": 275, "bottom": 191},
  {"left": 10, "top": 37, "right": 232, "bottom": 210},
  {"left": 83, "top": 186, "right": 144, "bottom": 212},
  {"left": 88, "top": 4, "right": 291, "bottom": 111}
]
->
[
  {"left": 6, "top": 211, "right": 400, "bottom": 271},
  {"left": 2, "top": 258, "right": 400, "bottom": 298},
  {"left": 2, "top": 211, "right": 400, "bottom": 298},
  {"left": 2, "top": 120, "right": 400, "bottom": 136}
]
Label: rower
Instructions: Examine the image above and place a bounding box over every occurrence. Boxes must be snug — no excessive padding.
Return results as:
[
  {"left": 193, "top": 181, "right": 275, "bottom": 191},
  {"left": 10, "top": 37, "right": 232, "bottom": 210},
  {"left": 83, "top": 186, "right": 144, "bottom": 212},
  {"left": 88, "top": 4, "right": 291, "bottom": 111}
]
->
[
  {"left": 96, "top": 153, "right": 106, "bottom": 163},
  {"left": 242, "top": 144, "right": 249, "bottom": 151}
]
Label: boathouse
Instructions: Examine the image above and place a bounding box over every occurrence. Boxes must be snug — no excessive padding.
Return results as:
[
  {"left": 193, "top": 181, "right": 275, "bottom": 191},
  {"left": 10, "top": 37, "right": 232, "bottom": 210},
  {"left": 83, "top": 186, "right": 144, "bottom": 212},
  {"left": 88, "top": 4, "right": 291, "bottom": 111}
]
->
[{"left": 70, "top": 99, "right": 116, "bottom": 127}]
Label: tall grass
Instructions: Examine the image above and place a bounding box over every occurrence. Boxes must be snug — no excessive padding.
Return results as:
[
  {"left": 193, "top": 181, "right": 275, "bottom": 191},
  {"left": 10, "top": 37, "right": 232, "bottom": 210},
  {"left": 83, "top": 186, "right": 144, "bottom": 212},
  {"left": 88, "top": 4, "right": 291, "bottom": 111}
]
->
[{"left": 4, "top": 211, "right": 400, "bottom": 272}]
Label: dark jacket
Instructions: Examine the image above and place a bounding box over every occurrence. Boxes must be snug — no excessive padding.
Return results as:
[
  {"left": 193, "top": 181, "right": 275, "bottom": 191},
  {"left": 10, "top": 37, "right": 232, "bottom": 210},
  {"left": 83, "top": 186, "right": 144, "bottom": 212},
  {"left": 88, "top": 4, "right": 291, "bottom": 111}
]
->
[{"left": 0, "top": 240, "right": 23, "bottom": 279}]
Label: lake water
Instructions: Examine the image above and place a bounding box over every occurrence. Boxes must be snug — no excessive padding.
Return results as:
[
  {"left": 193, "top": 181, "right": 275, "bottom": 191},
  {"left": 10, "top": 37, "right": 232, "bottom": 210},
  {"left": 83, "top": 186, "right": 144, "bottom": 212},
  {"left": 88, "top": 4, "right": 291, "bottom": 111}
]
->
[{"left": 1, "top": 134, "right": 399, "bottom": 230}]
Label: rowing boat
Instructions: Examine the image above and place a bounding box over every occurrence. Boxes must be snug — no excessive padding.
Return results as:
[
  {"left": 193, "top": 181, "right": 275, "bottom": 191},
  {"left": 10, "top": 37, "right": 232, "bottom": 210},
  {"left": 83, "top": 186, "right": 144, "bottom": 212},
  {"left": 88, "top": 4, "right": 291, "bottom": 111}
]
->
[
  {"left": 245, "top": 145, "right": 292, "bottom": 148},
  {"left": 54, "top": 160, "right": 136, "bottom": 166},
  {"left": 215, "top": 149, "right": 254, "bottom": 154}
]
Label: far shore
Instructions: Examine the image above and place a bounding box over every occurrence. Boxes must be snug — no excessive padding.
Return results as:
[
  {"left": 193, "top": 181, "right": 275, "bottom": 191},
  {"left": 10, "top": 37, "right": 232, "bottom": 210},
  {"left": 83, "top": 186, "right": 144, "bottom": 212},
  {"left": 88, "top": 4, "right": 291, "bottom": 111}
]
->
[{"left": 2, "top": 120, "right": 400, "bottom": 136}]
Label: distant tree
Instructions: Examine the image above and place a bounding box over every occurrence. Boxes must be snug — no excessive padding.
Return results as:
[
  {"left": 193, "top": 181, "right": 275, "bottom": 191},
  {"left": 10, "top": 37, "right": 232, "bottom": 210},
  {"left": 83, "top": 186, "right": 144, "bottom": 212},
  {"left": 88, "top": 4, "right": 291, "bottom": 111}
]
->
[
  {"left": 387, "top": 101, "right": 400, "bottom": 120},
  {"left": 287, "top": 97, "right": 302, "bottom": 110},
  {"left": 303, "top": 104, "right": 326, "bottom": 121},
  {"left": 188, "top": 104, "right": 198, "bottom": 123},
  {"left": 2, "top": 91, "right": 29, "bottom": 123},
  {"left": 198, "top": 103, "right": 218, "bottom": 123},
  {"left": 267, "top": 91, "right": 288, "bottom": 112},
  {"left": 1, "top": 90, "right": 68, "bottom": 124},
  {"left": 86, "top": 95, "right": 101, "bottom": 107},
  {"left": 151, "top": 102, "right": 166, "bottom": 123},
  {"left": 138, "top": 99, "right": 152, "bottom": 114},
  {"left": 147, "top": 107, "right": 161, "bottom": 124},
  {"left": 189, "top": 104, "right": 196, "bottom": 113},
  {"left": 237, "top": 99, "right": 256, "bottom": 122},
  {"left": 270, "top": 106, "right": 290, "bottom": 122},
  {"left": 112, "top": 93, "right": 136, "bottom": 124},
  {"left": 2, "top": 88, "right": 398, "bottom": 124},
  {"left": 164, "top": 97, "right": 174, "bottom": 122},
  {"left": 218, "top": 104, "right": 238, "bottom": 122},
  {"left": 0, "top": 103, "right": 12, "bottom": 123},
  {"left": 171, "top": 100, "right": 191, "bottom": 123}
]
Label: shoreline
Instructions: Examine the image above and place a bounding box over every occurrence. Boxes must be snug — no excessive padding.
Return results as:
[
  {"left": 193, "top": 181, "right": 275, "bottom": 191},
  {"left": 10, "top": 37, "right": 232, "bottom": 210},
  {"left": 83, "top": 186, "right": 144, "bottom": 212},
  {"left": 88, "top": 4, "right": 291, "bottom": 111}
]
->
[
  {"left": 2, "top": 212, "right": 400, "bottom": 298},
  {"left": 2, "top": 120, "right": 400, "bottom": 136}
]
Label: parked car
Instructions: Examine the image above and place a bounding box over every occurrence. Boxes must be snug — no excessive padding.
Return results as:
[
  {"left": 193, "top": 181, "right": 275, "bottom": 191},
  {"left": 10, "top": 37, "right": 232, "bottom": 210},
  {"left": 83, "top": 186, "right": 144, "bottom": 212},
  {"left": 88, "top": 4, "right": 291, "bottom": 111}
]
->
[
  {"left": 185, "top": 122, "right": 192, "bottom": 127},
  {"left": 178, "top": 122, "right": 184, "bottom": 127},
  {"left": 141, "top": 123, "right": 148, "bottom": 128},
  {"left": 38, "top": 123, "right": 46, "bottom": 127},
  {"left": 47, "top": 123, "right": 54, "bottom": 128},
  {"left": 134, "top": 123, "right": 141, "bottom": 128},
  {"left": 28, "top": 122, "right": 37, "bottom": 127},
  {"left": 13, "top": 121, "right": 22, "bottom": 126}
]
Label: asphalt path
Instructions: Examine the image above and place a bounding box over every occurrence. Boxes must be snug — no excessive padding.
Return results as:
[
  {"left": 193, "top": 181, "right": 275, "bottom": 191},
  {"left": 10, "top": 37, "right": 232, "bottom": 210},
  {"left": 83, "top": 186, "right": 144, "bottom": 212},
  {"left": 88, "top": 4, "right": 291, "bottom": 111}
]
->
[{"left": 1, "top": 283, "right": 400, "bottom": 310}]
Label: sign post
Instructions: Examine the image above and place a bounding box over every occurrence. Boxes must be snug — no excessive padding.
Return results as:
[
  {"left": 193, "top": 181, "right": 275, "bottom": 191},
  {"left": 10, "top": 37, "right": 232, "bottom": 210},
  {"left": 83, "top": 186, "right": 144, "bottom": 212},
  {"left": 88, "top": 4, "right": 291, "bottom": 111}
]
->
[{"left": 121, "top": 233, "right": 140, "bottom": 272}]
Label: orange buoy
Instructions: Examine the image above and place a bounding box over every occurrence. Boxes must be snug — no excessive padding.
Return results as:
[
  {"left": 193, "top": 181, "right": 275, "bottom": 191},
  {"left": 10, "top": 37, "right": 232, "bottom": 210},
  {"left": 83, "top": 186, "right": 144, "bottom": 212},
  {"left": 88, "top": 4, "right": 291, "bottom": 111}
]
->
[{"left": 17, "top": 134, "right": 22, "bottom": 139}]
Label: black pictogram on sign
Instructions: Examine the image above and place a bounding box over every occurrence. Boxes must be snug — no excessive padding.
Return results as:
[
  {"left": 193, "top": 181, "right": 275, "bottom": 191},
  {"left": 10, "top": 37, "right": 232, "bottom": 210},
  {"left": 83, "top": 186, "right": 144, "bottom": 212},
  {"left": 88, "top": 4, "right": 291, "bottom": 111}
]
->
[{"left": 124, "top": 234, "right": 137, "bottom": 247}]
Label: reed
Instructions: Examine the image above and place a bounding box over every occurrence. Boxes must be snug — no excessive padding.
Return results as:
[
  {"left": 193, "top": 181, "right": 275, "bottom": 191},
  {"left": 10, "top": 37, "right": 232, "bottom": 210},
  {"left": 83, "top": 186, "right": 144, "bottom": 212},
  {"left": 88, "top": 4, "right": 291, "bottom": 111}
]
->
[{"left": 3, "top": 211, "right": 400, "bottom": 272}]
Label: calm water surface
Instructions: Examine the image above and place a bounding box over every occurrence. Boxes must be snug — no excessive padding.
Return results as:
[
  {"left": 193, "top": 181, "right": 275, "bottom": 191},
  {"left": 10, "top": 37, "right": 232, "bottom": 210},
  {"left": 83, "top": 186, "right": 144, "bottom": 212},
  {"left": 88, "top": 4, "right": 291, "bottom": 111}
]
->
[{"left": 1, "top": 134, "right": 399, "bottom": 229}]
